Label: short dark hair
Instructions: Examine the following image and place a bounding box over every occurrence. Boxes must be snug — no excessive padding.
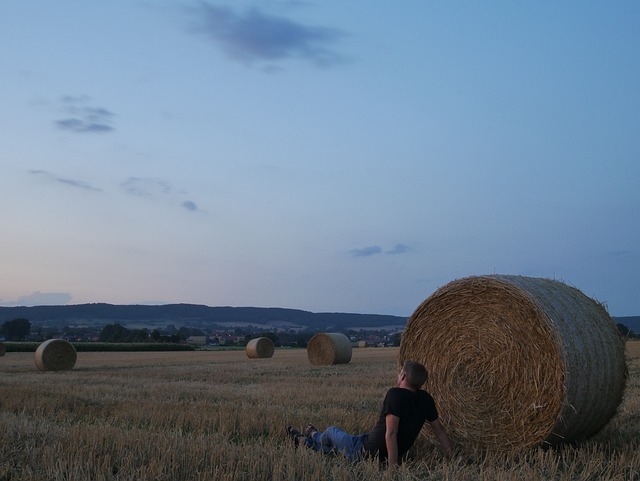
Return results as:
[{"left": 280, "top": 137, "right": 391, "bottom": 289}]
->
[{"left": 402, "top": 360, "right": 428, "bottom": 389}]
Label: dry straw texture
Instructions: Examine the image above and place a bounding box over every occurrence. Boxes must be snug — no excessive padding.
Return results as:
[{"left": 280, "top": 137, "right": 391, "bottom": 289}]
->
[
  {"left": 399, "top": 275, "right": 627, "bottom": 452},
  {"left": 0, "top": 342, "right": 5, "bottom": 357},
  {"left": 1, "top": 347, "right": 639, "bottom": 480},
  {"left": 34, "top": 339, "right": 78, "bottom": 371},
  {"left": 307, "top": 332, "right": 352, "bottom": 365},
  {"left": 246, "top": 337, "right": 275, "bottom": 358}
]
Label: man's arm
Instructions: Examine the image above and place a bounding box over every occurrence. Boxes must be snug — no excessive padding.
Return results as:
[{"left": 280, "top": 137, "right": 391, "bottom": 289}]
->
[
  {"left": 384, "top": 413, "right": 400, "bottom": 467},
  {"left": 429, "top": 418, "right": 453, "bottom": 457}
]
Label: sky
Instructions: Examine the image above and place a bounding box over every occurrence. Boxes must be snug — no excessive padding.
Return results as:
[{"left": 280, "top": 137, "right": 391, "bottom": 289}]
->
[{"left": 1, "top": 1, "right": 638, "bottom": 317}]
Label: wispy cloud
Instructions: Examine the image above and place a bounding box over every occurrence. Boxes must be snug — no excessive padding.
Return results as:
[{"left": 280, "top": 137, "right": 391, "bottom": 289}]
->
[
  {"left": 608, "top": 250, "right": 633, "bottom": 257},
  {"left": 0, "top": 291, "right": 72, "bottom": 307},
  {"left": 350, "top": 244, "right": 411, "bottom": 257},
  {"left": 29, "top": 170, "right": 102, "bottom": 191},
  {"left": 28, "top": 171, "right": 200, "bottom": 213},
  {"left": 350, "top": 246, "right": 382, "bottom": 257},
  {"left": 190, "top": 2, "right": 347, "bottom": 68},
  {"left": 121, "top": 177, "right": 171, "bottom": 198},
  {"left": 56, "top": 178, "right": 102, "bottom": 191},
  {"left": 121, "top": 177, "right": 200, "bottom": 213},
  {"left": 54, "top": 95, "right": 115, "bottom": 133},
  {"left": 386, "top": 243, "right": 410, "bottom": 255}
]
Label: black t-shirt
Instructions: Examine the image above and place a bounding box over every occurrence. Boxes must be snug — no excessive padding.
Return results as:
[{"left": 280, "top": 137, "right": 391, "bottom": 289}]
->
[{"left": 363, "top": 387, "right": 438, "bottom": 461}]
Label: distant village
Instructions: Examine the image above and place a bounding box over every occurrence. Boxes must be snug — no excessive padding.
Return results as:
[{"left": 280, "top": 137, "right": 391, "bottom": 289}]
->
[
  {"left": 182, "top": 325, "right": 403, "bottom": 348},
  {"left": 0, "top": 317, "right": 404, "bottom": 348}
]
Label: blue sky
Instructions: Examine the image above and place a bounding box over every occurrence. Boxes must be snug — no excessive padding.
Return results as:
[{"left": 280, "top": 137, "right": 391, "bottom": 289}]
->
[{"left": 1, "top": 1, "right": 638, "bottom": 316}]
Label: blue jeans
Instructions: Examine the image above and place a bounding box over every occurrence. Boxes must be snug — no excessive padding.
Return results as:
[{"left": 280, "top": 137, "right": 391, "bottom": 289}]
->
[{"left": 305, "top": 426, "right": 369, "bottom": 462}]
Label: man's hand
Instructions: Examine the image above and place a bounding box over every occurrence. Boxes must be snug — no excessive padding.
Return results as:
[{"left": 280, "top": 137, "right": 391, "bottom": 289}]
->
[{"left": 429, "top": 418, "right": 454, "bottom": 458}]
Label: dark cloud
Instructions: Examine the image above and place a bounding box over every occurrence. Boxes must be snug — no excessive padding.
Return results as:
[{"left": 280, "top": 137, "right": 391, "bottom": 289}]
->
[
  {"left": 29, "top": 170, "right": 102, "bottom": 191},
  {"left": 350, "top": 246, "right": 382, "bottom": 257},
  {"left": 181, "top": 200, "right": 198, "bottom": 211},
  {"left": 386, "top": 244, "right": 410, "bottom": 255},
  {"left": 54, "top": 96, "right": 115, "bottom": 133},
  {"left": 0, "top": 291, "right": 72, "bottom": 307},
  {"left": 192, "top": 3, "right": 347, "bottom": 67}
]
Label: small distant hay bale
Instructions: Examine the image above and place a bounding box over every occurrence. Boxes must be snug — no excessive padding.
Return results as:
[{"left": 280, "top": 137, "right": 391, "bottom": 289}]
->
[
  {"left": 0, "top": 342, "right": 6, "bottom": 356},
  {"left": 246, "top": 337, "right": 275, "bottom": 358},
  {"left": 399, "top": 275, "right": 627, "bottom": 452},
  {"left": 307, "top": 332, "right": 352, "bottom": 365},
  {"left": 357, "top": 340, "right": 368, "bottom": 348},
  {"left": 34, "top": 339, "right": 77, "bottom": 371}
]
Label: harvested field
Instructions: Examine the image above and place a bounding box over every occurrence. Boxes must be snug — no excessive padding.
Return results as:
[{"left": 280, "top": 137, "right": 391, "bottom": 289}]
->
[{"left": 1, "top": 343, "right": 639, "bottom": 480}]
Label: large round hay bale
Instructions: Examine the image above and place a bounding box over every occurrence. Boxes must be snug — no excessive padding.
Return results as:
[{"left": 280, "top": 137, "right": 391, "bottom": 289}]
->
[
  {"left": 34, "top": 339, "right": 77, "bottom": 371},
  {"left": 307, "top": 332, "right": 352, "bottom": 365},
  {"left": 246, "top": 337, "right": 275, "bottom": 358},
  {"left": 0, "top": 342, "right": 6, "bottom": 357},
  {"left": 399, "top": 275, "right": 627, "bottom": 452}
]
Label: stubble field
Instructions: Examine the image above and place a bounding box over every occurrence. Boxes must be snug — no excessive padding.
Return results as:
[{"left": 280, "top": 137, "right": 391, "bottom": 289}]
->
[{"left": 1, "top": 342, "right": 639, "bottom": 480}]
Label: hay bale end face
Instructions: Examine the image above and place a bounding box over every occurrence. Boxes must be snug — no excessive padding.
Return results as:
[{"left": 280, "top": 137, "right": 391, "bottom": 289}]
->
[
  {"left": 246, "top": 337, "right": 275, "bottom": 358},
  {"left": 34, "top": 339, "right": 77, "bottom": 371},
  {"left": 0, "top": 342, "right": 6, "bottom": 357},
  {"left": 399, "top": 275, "right": 627, "bottom": 452},
  {"left": 307, "top": 332, "right": 352, "bottom": 365}
]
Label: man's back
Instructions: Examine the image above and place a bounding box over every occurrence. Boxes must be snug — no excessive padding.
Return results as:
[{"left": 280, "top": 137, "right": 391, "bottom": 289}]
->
[{"left": 363, "top": 387, "right": 438, "bottom": 461}]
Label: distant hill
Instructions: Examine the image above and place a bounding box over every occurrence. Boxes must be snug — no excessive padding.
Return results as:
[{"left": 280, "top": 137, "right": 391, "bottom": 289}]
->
[
  {"left": 0, "top": 303, "right": 408, "bottom": 331},
  {"left": 1, "top": 303, "right": 636, "bottom": 334},
  {"left": 615, "top": 316, "right": 640, "bottom": 334}
]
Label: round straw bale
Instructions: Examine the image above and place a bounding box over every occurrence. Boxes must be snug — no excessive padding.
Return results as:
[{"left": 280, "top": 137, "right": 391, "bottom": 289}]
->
[
  {"left": 34, "top": 339, "right": 77, "bottom": 371},
  {"left": 307, "top": 332, "right": 352, "bottom": 365},
  {"left": 0, "top": 342, "right": 6, "bottom": 356},
  {"left": 246, "top": 337, "right": 275, "bottom": 358},
  {"left": 399, "top": 275, "right": 627, "bottom": 452}
]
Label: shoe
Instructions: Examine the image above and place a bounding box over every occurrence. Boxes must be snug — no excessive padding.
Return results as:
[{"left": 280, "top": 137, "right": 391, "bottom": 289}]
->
[
  {"left": 286, "top": 426, "right": 304, "bottom": 447},
  {"left": 304, "top": 424, "right": 318, "bottom": 438}
]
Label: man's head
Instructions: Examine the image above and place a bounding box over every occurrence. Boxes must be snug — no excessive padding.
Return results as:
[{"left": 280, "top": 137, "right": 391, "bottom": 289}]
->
[{"left": 399, "top": 360, "right": 428, "bottom": 390}]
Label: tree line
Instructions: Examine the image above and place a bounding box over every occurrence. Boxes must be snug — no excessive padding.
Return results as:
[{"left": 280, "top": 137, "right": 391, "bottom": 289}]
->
[
  {"left": 0, "top": 318, "right": 31, "bottom": 341},
  {"left": 0, "top": 318, "right": 190, "bottom": 344}
]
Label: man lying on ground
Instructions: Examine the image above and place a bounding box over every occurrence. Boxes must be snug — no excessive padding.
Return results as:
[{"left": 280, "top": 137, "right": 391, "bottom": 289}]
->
[{"left": 287, "top": 360, "right": 453, "bottom": 467}]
